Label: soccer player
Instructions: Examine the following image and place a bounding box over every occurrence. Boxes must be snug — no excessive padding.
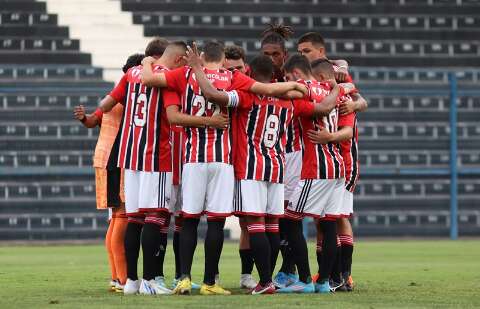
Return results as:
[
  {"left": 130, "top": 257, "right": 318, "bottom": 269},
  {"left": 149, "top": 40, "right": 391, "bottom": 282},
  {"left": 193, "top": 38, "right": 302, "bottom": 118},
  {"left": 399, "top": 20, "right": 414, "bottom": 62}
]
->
[
  {"left": 74, "top": 53, "right": 145, "bottom": 293},
  {"left": 224, "top": 44, "right": 257, "bottom": 290},
  {"left": 141, "top": 41, "right": 306, "bottom": 295},
  {"left": 278, "top": 55, "right": 356, "bottom": 294},
  {"left": 310, "top": 59, "right": 365, "bottom": 291},
  {"left": 260, "top": 23, "right": 299, "bottom": 288},
  {"left": 297, "top": 32, "right": 367, "bottom": 290}
]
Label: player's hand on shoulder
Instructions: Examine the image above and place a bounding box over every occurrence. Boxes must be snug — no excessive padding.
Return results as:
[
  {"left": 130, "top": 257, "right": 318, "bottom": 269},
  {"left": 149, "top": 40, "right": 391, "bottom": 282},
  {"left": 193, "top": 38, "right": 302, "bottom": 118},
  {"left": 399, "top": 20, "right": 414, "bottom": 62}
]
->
[
  {"left": 307, "top": 127, "right": 332, "bottom": 144},
  {"left": 141, "top": 56, "right": 156, "bottom": 66},
  {"left": 294, "top": 82, "right": 308, "bottom": 96},
  {"left": 338, "top": 82, "right": 356, "bottom": 95},
  {"left": 339, "top": 99, "right": 355, "bottom": 115},
  {"left": 73, "top": 105, "right": 86, "bottom": 121},
  {"left": 207, "top": 113, "right": 229, "bottom": 129},
  {"left": 334, "top": 68, "right": 348, "bottom": 83}
]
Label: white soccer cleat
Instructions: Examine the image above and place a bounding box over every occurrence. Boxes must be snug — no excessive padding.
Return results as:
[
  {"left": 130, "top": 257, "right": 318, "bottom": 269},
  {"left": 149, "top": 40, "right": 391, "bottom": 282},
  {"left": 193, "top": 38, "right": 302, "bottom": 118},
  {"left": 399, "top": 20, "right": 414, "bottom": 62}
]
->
[
  {"left": 109, "top": 279, "right": 118, "bottom": 291},
  {"left": 114, "top": 281, "right": 124, "bottom": 293},
  {"left": 240, "top": 274, "right": 258, "bottom": 289},
  {"left": 139, "top": 279, "right": 173, "bottom": 295},
  {"left": 153, "top": 277, "right": 173, "bottom": 295},
  {"left": 123, "top": 278, "right": 140, "bottom": 295}
]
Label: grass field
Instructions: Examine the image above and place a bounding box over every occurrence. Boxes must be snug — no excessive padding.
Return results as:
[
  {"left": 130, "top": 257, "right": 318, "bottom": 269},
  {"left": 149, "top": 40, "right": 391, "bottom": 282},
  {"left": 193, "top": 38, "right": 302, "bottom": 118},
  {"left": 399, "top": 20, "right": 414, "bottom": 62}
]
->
[{"left": 1, "top": 240, "right": 479, "bottom": 308}]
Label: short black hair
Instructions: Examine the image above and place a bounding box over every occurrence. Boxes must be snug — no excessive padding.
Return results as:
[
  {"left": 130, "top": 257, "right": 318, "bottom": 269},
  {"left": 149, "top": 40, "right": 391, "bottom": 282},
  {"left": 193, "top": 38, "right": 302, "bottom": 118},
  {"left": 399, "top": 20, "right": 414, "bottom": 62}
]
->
[
  {"left": 298, "top": 32, "right": 325, "bottom": 47},
  {"left": 311, "top": 58, "right": 335, "bottom": 79},
  {"left": 249, "top": 55, "right": 274, "bottom": 81},
  {"left": 202, "top": 40, "right": 225, "bottom": 63},
  {"left": 261, "top": 22, "right": 294, "bottom": 50},
  {"left": 282, "top": 54, "right": 312, "bottom": 75},
  {"left": 225, "top": 45, "right": 246, "bottom": 61},
  {"left": 145, "top": 37, "right": 170, "bottom": 57},
  {"left": 122, "top": 53, "right": 145, "bottom": 73}
]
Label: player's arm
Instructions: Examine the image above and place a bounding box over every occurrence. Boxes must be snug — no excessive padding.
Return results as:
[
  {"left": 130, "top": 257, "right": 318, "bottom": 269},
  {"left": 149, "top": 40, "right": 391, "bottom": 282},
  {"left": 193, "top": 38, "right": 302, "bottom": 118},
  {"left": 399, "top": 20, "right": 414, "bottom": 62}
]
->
[
  {"left": 98, "top": 95, "right": 118, "bottom": 113},
  {"left": 166, "top": 105, "right": 229, "bottom": 129},
  {"left": 249, "top": 81, "right": 307, "bottom": 98},
  {"left": 307, "top": 126, "right": 353, "bottom": 144},
  {"left": 140, "top": 56, "right": 168, "bottom": 87},
  {"left": 73, "top": 105, "right": 102, "bottom": 128},
  {"left": 339, "top": 92, "right": 368, "bottom": 115}
]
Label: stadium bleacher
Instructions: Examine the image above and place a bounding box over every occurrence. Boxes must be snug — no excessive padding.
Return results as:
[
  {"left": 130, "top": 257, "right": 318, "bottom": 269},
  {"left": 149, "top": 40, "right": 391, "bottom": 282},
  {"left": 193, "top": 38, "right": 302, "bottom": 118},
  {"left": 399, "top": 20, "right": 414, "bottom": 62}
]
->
[
  {"left": 0, "top": 0, "right": 479, "bottom": 239},
  {"left": 0, "top": 0, "right": 112, "bottom": 240}
]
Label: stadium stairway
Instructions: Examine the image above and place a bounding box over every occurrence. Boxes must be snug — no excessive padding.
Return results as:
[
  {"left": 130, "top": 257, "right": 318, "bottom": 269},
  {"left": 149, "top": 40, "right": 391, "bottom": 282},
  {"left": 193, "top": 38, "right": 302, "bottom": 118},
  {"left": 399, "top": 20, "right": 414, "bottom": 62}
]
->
[{"left": 43, "top": 0, "right": 150, "bottom": 82}]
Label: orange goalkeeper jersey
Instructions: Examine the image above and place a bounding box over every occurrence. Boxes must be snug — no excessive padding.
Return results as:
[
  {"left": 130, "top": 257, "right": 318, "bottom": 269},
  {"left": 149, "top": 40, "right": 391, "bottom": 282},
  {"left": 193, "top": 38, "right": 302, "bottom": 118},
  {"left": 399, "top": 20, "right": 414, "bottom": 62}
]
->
[{"left": 93, "top": 104, "right": 124, "bottom": 168}]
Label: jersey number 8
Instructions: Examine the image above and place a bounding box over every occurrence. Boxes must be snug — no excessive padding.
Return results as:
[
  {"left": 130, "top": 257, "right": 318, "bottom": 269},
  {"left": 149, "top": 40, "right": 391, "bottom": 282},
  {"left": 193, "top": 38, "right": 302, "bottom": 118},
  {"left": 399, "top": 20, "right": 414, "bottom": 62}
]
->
[{"left": 263, "top": 114, "right": 280, "bottom": 148}]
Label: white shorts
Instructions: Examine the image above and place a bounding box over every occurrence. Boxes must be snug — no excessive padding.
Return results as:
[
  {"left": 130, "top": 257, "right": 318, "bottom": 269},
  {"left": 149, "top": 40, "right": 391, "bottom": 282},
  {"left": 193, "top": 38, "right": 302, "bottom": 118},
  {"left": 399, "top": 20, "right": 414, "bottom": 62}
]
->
[
  {"left": 181, "top": 162, "right": 234, "bottom": 218},
  {"left": 286, "top": 178, "right": 345, "bottom": 219},
  {"left": 284, "top": 151, "right": 302, "bottom": 201},
  {"left": 340, "top": 189, "right": 353, "bottom": 218},
  {"left": 170, "top": 184, "right": 182, "bottom": 216},
  {"left": 124, "top": 169, "right": 172, "bottom": 216},
  {"left": 233, "top": 179, "right": 284, "bottom": 217}
]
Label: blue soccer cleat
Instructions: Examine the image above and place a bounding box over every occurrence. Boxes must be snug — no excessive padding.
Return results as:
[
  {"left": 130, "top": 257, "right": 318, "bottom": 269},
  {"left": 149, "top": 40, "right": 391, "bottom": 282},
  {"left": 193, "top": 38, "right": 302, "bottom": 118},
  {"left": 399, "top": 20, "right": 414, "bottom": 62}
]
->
[
  {"left": 315, "top": 280, "right": 332, "bottom": 294},
  {"left": 276, "top": 281, "right": 315, "bottom": 293},
  {"left": 273, "top": 272, "right": 298, "bottom": 289}
]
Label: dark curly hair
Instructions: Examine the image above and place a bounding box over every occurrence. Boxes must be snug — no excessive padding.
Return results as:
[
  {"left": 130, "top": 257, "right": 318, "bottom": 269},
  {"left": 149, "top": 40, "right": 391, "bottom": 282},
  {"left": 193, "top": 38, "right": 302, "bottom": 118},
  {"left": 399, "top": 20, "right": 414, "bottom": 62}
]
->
[
  {"left": 261, "top": 22, "right": 294, "bottom": 50},
  {"left": 122, "top": 53, "right": 145, "bottom": 73}
]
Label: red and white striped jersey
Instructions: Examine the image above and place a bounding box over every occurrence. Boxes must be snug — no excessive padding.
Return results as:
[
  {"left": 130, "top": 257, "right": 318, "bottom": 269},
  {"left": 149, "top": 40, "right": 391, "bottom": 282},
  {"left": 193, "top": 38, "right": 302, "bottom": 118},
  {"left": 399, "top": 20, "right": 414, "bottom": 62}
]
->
[
  {"left": 338, "top": 107, "right": 358, "bottom": 192},
  {"left": 298, "top": 79, "right": 345, "bottom": 180},
  {"left": 164, "top": 66, "right": 255, "bottom": 164},
  {"left": 109, "top": 65, "right": 179, "bottom": 172},
  {"left": 232, "top": 91, "right": 315, "bottom": 183},
  {"left": 171, "top": 125, "right": 183, "bottom": 185}
]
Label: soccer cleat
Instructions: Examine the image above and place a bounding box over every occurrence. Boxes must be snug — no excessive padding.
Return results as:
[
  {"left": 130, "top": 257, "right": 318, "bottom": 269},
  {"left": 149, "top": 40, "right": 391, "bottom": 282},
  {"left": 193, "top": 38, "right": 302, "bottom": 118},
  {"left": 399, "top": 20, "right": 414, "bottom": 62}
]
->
[
  {"left": 123, "top": 278, "right": 140, "bottom": 295},
  {"left": 276, "top": 281, "right": 315, "bottom": 293},
  {"left": 315, "top": 280, "right": 331, "bottom": 294},
  {"left": 199, "top": 283, "right": 232, "bottom": 295},
  {"left": 173, "top": 277, "right": 192, "bottom": 295},
  {"left": 114, "top": 281, "right": 124, "bottom": 293},
  {"left": 172, "top": 278, "right": 201, "bottom": 290},
  {"left": 248, "top": 282, "right": 276, "bottom": 295},
  {"left": 344, "top": 275, "right": 354, "bottom": 292},
  {"left": 329, "top": 279, "right": 345, "bottom": 292},
  {"left": 154, "top": 276, "right": 168, "bottom": 289},
  {"left": 273, "top": 272, "right": 298, "bottom": 289},
  {"left": 110, "top": 279, "right": 118, "bottom": 291},
  {"left": 240, "top": 274, "right": 258, "bottom": 289}
]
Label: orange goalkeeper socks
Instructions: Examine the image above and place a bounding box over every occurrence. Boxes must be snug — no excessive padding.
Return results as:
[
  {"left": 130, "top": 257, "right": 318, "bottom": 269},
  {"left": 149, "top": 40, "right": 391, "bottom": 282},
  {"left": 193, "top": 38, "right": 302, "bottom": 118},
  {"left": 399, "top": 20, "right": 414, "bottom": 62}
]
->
[{"left": 105, "top": 218, "right": 117, "bottom": 281}]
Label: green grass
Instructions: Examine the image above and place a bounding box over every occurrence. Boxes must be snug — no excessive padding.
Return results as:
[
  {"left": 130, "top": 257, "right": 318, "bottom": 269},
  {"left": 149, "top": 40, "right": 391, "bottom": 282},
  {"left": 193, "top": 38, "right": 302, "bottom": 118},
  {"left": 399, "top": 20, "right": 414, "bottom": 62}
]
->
[{"left": 0, "top": 240, "right": 479, "bottom": 308}]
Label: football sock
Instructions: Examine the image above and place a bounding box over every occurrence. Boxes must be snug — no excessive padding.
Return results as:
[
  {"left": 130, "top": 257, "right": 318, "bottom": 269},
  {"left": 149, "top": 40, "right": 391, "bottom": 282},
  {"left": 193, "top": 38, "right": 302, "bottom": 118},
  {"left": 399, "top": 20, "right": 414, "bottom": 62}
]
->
[
  {"left": 173, "top": 217, "right": 182, "bottom": 279},
  {"left": 239, "top": 249, "right": 254, "bottom": 275},
  {"left": 105, "top": 218, "right": 117, "bottom": 280},
  {"left": 318, "top": 220, "right": 338, "bottom": 283},
  {"left": 142, "top": 215, "right": 164, "bottom": 281},
  {"left": 204, "top": 219, "right": 225, "bottom": 285},
  {"left": 247, "top": 223, "right": 271, "bottom": 286},
  {"left": 156, "top": 215, "right": 170, "bottom": 278},
  {"left": 266, "top": 222, "right": 280, "bottom": 275},
  {"left": 111, "top": 216, "right": 128, "bottom": 284},
  {"left": 279, "top": 218, "right": 296, "bottom": 274},
  {"left": 316, "top": 239, "right": 323, "bottom": 274},
  {"left": 331, "top": 236, "right": 342, "bottom": 283},
  {"left": 284, "top": 219, "right": 311, "bottom": 283},
  {"left": 339, "top": 234, "right": 354, "bottom": 277},
  {"left": 124, "top": 218, "right": 144, "bottom": 281},
  {"left": 179, "top": 217, "right": 200, "bottom": 278}
]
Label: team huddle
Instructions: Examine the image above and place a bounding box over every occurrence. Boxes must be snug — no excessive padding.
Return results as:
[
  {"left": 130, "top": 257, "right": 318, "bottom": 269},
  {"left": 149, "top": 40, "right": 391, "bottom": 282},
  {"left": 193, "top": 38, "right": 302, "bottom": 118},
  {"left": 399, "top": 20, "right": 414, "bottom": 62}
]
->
[{"left": 74, "top": 23, "right": 367, "bottom": 296}]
